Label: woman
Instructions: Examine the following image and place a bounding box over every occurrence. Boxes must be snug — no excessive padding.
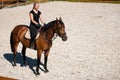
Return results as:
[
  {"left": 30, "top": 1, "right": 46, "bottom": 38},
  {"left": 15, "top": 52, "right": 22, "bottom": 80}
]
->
[{"left": 29, "top": 2, "right": 46, "bottom": 47}]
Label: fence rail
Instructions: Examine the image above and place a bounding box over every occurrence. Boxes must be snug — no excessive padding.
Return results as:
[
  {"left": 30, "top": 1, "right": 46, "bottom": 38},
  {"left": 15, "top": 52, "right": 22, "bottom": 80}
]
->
[
  {"left": 0, "top": 0, "right": 119, "bottom": 9},
  {"left": 0, "top": 0, "right": 28, "bottom": 8}
]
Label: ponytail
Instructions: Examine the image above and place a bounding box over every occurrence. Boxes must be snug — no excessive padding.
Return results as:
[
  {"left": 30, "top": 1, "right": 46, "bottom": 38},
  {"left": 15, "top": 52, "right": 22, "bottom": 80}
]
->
[{"left": 33, "top": 2, "right": 36, "bottom": 9}]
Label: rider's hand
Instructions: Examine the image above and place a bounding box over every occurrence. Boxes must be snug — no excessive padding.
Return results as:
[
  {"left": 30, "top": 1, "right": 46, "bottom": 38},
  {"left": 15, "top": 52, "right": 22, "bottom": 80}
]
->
[
  {"left": 36, "top": 24, "right": 41, "bottom": 29},
  {"left": 44, "top": 23, "right": 47, "bottom": 27}
]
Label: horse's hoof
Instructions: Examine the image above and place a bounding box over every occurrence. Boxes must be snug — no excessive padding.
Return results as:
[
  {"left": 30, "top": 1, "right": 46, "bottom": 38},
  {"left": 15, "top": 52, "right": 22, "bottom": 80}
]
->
[
  {"left": 44, "top": 69, "right": 49, "bottom": 73},
  {"left": 44, "top": 67, "right": 49, "bottom": 73},
  {"left": 24, "top": 63, "right": 28, "bottom": 67},
  {"left": 22, "top": 64, "right": 28, "bottom": 67},
  {"left": 12, "top": 64, "right": 17, "bottom": 67},
  {"left": 36, "top": 72, "right": 40, "bottom": 75},
  {"left": 24, "top": 64, "right": 28, "bottom": 67},
  {"left": 36, "top": 67, "right": 40, "bottom": 75}
]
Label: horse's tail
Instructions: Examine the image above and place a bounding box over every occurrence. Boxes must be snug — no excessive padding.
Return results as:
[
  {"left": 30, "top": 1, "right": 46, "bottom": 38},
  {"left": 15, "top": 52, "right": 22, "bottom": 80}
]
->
[{"left": 10, "top": 32, "right": 14, "bottom": 52}]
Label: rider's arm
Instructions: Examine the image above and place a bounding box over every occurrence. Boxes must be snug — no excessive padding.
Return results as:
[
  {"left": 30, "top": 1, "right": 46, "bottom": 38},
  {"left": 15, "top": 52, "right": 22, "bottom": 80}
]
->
[
  {"left": 39, "top": 15, "right": 45, "bottom": 24},
  {"left": 29, "top": 13, "right": 38, "bottom": 25}
]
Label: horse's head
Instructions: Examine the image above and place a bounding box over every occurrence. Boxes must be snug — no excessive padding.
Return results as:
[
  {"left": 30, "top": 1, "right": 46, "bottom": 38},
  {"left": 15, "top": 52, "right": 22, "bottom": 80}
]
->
[{"left": 55, "top": 17, "right": 68, "bottom": 41}]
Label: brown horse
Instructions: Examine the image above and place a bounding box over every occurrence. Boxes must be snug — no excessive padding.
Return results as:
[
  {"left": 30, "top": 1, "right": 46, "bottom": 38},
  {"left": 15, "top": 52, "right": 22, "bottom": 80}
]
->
[{"left": 10, "top": 17, "right": 68, "bottom": 75}]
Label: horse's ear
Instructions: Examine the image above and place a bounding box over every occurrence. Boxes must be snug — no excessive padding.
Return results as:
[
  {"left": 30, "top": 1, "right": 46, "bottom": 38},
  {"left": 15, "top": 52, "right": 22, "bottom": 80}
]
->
[
  {"left": 56, "top": 17, "right": 59, "bottom": 24},
  {"left": 56, "top": 17, "right": 58, "bottom": 21},
  {"left": 59, "top": 17, "right": 62, "bottom": 21}
]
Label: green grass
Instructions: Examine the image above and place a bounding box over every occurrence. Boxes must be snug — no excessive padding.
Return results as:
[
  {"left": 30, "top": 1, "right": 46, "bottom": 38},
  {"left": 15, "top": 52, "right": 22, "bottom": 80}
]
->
[
  {"left": 50, "top": 0, "right": 80, "bottom": 2},
  {"left": 27, "top": 0, "right": 34, "bottom": 2}
]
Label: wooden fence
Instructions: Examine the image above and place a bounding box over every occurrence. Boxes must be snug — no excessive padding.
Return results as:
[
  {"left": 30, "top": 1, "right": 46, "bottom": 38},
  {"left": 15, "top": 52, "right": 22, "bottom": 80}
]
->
[
  {"left": 0, "top": 0, "right": 119, "bottom": 9},
  {"left": 0, "top": 0, "right": 49, "bottom": 8},
  {"left": 0, "top": 0, "right": 30, "bottom": 8}
]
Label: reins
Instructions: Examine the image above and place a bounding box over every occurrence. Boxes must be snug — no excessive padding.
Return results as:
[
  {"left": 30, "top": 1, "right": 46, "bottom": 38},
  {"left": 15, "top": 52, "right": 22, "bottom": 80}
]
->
[{"left": 52, "top": 33, "right": 58, "bottom": 41}]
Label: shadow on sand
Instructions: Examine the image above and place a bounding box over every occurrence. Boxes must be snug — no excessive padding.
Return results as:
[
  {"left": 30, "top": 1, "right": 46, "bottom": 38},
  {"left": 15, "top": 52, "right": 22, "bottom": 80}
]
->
[{"left": 3, "top": 52, "right": 45, "bottom": 74}]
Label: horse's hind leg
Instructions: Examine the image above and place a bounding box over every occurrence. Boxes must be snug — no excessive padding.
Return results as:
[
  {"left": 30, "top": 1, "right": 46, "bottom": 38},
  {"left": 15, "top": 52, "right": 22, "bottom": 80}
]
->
[
  {"left": 13, "top": 43, "right": 19, "bottom": 66},
  {"left": 13, "top": 52, "right": 17, "bottom": 66},
  {"left": 22, "top": 46, "right": 27, "bottom": 66}
]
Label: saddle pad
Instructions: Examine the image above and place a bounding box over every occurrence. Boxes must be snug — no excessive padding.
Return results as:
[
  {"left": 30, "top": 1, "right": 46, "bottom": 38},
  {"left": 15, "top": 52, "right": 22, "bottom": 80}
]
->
[{"left": 25, "top": 29, "right": 40, "bottom": 39}]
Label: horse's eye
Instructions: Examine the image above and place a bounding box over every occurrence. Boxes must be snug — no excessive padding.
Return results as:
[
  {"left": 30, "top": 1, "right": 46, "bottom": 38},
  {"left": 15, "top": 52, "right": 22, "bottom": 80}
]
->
[
  {"left": 57, "top": 25, "right": 61, "bottom": 29},
  {"left": 58, "top": 27, "right": 62, "bottom": 30}
]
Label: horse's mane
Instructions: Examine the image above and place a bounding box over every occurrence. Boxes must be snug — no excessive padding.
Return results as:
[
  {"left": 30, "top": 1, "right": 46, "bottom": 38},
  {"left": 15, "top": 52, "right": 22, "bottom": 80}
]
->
[
  {"left": 45, "top": 20, "right": 56, "bottom": 29},
  {"left": 41, "top": 20, "right": 56, "bottom": 32},
  {"left": 41, "top": 20, "right": 64, "bottom": 32}
]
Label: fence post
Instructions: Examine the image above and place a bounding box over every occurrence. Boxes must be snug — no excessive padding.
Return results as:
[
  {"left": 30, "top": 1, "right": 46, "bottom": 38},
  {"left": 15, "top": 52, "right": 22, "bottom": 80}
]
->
[
  {"left": 2, "top": 0, "right": 4, "bottom": 7},
  {"left": 17, "top": 0, "right": 19, "bottom": 4}
]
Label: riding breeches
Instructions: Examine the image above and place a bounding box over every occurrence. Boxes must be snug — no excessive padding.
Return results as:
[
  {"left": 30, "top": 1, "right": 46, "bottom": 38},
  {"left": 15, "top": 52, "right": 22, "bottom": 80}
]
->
[{"left": 29, "top": 24, "right": 38, "bottom": 42}]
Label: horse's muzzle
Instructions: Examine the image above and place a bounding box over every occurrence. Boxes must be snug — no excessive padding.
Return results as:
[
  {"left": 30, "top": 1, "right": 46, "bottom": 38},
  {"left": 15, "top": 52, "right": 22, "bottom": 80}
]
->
[{"left": 60, "top": 33, "right": 68, "bottom": 41}]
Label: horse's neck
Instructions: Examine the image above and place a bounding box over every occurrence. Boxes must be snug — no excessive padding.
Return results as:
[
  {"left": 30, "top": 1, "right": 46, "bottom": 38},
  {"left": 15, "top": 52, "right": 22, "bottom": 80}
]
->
[
  {"left": 41, "top": 21, "right": 56, "bottom": 41},
  {"left": 45, "top": 27, "right": 55, "bottom": 41}
]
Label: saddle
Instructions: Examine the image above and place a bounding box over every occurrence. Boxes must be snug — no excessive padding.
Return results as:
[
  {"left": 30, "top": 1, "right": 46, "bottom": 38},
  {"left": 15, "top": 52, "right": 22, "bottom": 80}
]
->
[{"left": 25, "top": 29, "right": 40, "bottom": 40}]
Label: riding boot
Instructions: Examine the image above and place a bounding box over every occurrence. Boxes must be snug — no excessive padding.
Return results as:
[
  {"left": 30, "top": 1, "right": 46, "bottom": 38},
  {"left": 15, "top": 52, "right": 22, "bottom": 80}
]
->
[{"left": 30, "top": 38, "right": 35, "bottom": 48}]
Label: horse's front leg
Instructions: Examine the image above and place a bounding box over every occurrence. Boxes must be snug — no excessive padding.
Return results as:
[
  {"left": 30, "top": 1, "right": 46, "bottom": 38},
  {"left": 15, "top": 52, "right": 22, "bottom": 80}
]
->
[
  {"left": 44, "top": 49, "right": 50, "bottom": 73},
  {"left": 36, "top": 50, "right": 42, "bottom": 75},
  {"left": 22, "top": 46, "right": 27, "bottom": 66}
]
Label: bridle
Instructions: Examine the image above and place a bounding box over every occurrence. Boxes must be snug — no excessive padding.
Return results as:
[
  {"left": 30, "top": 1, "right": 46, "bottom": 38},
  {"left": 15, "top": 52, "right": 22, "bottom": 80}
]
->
[
  {"left": 52, "top": 33, "right": 58, "bottom": 41},
  {"left": 43, "top": 20, "right": 66, "bottom": 41},
  {"left": 55, "top": 21, "right": 66, "bottom": 38}
]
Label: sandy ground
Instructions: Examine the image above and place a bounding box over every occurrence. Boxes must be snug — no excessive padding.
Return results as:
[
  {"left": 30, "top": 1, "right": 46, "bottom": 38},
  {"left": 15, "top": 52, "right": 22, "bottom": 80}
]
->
[{"left": 0, "top": 1, "right": 120, "bottom": 80}]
